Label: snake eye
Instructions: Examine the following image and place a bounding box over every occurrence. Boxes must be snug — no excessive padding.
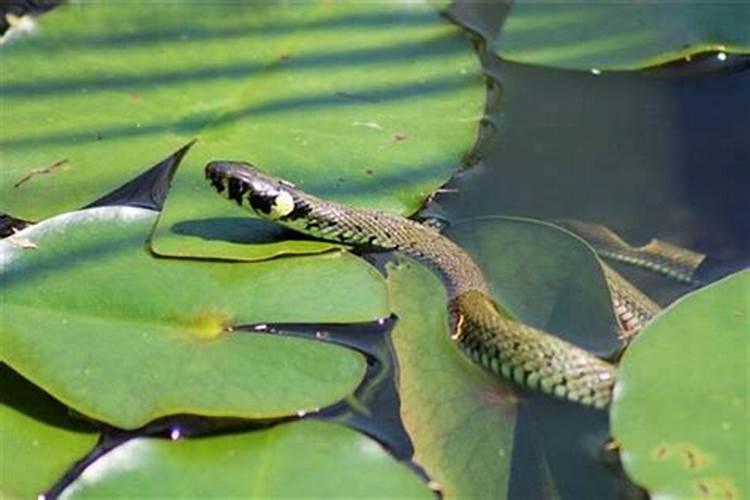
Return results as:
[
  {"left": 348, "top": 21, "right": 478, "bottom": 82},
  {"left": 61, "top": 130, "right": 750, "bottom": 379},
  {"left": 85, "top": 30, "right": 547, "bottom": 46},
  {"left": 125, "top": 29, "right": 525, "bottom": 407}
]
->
[{"left": 206, "top": 169, "right": 226, "bottom": 194}]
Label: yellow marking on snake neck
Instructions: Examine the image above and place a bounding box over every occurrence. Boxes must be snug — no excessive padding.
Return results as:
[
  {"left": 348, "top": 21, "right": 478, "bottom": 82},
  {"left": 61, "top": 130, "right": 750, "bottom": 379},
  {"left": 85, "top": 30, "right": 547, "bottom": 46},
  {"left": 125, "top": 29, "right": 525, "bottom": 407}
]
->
[{"left": 270, "top": 190, "right": 295, "bottom": 219}]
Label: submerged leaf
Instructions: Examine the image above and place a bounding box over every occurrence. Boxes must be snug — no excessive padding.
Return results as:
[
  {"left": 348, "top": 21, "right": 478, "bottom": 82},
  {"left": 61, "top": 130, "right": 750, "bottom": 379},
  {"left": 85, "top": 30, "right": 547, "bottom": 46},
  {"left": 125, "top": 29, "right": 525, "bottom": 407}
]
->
[{"left": 444, "top": 216, "right": 620, "bottom": 355}]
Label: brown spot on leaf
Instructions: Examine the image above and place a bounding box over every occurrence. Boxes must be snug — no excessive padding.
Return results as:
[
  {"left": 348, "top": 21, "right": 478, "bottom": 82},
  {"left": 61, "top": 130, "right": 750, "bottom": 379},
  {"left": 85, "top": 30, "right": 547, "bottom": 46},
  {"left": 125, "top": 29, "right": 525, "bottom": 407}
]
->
[
  {"left": 477, "top": 381, "right": 518, "bottom": 412},
  {"left": 13, "top": 159, "right": 68, "bottom": 188},
  {"left": 697, "top": 481, "right": 710, "bottom": 497},
  {"left": 693, "top": 477, "right": 738, "bottom": 500},
  {"left": 679, "top": 444, "right": 707, "bottom": 469},
  {"left": 685, "top": 449, "right": 698, "bottom": 468},
  {"left": 651, "top": 442, "right": 712, "bottom": 469},
  {"left": 392, "top": 131, "right": 407, "bottom": 142},
  {"left": 364, "top": 168, "right": 374, "bottom": 175}
]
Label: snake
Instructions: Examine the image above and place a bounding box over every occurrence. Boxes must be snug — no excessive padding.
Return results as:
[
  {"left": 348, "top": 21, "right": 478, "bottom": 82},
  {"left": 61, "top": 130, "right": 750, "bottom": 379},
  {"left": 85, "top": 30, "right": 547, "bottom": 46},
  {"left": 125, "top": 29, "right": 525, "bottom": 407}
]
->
[
  {"left": 205, "top": 161, "right": 658, "bottom": 409},
  {"left": 557, "top": 219, "right": 706, "bottom": 286}
]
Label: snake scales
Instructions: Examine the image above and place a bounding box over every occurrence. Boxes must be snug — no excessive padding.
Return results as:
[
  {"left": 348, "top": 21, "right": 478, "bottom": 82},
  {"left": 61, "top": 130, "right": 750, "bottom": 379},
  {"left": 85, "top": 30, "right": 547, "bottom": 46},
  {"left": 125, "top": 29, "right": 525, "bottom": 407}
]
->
[{"left": 205, "top": 161, "right": 662, "bottom": 409}]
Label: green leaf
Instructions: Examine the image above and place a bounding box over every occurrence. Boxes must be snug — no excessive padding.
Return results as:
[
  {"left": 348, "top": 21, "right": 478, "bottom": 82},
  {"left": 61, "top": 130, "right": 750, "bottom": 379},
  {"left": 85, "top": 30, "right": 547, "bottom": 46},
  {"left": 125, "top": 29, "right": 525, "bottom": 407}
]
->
[
  {"left": 0, "top": 364, "right": 99, "bottom": 499},
  {"left": 444, "top": 216, "right": 619, "bottom": 353},
  {"left": 611, "top": 270, "right": 749, "bottom": 499},
  {"left": 60, "top": 421, "right": 432, "bottom": 498},
  {"left": 494, "top": 1, "right": 750, "bottom": 70},
  {"left": 0, "top": 1, "right": 483, "bottom": 246},
  {"left": 1, "top": 207, "right": 389, "bottom": 428},
  {"left": 386, "top": 258, "right": 516, "bottom": 498}
]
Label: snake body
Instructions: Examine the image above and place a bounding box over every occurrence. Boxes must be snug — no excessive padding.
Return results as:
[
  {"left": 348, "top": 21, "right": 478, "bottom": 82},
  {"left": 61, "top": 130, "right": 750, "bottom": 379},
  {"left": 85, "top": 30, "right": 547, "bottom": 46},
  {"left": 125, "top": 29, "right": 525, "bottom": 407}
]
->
[
  {"left": 559, "top": 220, "right": 706, "bottom": 285},
  {"left": 206, "top": 161, "right": 619, "bottom": 408},
  {"left": 600, "top": 263, "right": 661, "bottom": 336}
]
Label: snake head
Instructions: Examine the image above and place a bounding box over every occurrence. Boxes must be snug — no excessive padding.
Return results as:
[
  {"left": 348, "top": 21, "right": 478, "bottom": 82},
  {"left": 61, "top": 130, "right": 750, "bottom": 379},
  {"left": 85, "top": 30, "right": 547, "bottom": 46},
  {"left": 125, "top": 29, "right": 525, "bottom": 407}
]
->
[{"left": 205, "top": 161, "right": 307, "bottom": 220}]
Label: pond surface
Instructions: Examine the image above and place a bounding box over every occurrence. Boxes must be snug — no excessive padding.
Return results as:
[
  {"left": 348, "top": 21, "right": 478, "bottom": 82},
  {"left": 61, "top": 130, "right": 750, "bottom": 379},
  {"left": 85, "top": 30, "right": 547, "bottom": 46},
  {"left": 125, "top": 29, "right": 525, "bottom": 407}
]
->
[
  {"left": 419, "top": 50, "right": 749, "bottom": 498},
  {"left": 2, "top": 1, "right": 748, "bottom": 498},
  {"left": 426, "top": 55, "right": 750, "bottom": 303}
]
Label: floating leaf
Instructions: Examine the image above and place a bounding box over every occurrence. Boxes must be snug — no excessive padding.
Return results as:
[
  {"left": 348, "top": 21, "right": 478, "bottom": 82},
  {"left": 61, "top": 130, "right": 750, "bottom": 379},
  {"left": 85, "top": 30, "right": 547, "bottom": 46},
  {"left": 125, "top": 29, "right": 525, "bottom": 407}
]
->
[
  {"left": 1, "top": 207, "right": 389, "bottom": 428},
  {"left": 0, "top": 365, "right": 99, "bottom": 499},
  {"left": 494, "top": 1, "right": 750, "bottom": 70},
  {"left": 60, "top": 421, "right": 432, "bottom": 499},
  {"left": 612, "top": 270, "right": 749, "bottom": 499},
  {"left": 0, "top": 2, "right": 483, "bottom": 250}
]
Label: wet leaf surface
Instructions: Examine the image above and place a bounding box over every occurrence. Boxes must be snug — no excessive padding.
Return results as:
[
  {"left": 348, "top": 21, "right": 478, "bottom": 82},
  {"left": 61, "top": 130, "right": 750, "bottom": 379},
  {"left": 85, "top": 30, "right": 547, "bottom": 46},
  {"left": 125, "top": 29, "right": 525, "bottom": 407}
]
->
[
  {"left": 612, "top": 270, "right": 749, "bottom": 499},
  {"left": 60, "top": 420, "right": 432, "bottom": 499},
  {"left": 0, "top": 2, "right": 483, "bottom": 257},
  {"left": 0, "top": 364, "right": 99, "bottom": 499},
  {"left": 493, "top": 2, "right": 750, "bottom": 70},
  {"left": 1, "top": 207, "right": 389, "bottom": 428}
]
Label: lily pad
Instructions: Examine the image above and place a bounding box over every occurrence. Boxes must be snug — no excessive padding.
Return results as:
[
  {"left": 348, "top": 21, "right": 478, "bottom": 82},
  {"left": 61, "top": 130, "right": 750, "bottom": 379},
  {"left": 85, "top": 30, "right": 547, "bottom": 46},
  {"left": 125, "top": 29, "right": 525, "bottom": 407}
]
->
[
  {"left": 493, "top": 1, "right": 750, "bottom": 70},
  {"left": 0, "top": 206, "right": 389, "bottom": 428},
  {"left": 611, "top": 270, "right": 749, "bottom": 499},
  {"left": 0, "top": 2, "right": 483, "bottom": 248},
  {"left": 386, "top": 258, "right": 516, "bottom": 498},
  {"left": 0, "top": 364, "right": 99, "bottom": 499},
  {"left": 444, "top": 216, "right": 620, "bottom": 354},
  {"left": 60, "top": 420, "right": 432, "bottom": 499}
]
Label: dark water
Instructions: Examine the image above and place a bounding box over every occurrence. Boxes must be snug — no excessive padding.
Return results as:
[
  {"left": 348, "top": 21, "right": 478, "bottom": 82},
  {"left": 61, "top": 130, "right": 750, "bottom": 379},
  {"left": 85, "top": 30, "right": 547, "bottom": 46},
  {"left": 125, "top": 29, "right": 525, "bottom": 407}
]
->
[
  {"left": 424, "top": 55, "right": 750, "bottom": 306},
  {"left": 429, "top": 56, "right": 750, "bottom": 255},
  {"left": 437, "top": 59, "right": 749, "bottom": 250}
]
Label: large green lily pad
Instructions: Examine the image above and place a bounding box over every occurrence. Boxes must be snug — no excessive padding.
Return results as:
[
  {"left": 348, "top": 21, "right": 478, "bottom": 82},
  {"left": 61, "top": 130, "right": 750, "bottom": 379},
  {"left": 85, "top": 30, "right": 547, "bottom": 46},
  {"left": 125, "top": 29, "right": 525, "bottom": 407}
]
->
[
  {"left": 444, "top": 216, "right": 620, "bottom": 354},
  {"left": 0, "top": 207, "right": 389, "bottom": 428},
  {"left": 386, "top": 258, "right": 516, "bottom": 498},
  {"left": 60, "top": 420, "right": 432, "bottom": 498},
  {"left": 494, "top": 1, "right": 750, "bottom": 70},
  {"left": 611, "top": 270, "right": 749, "bottom": 498},
  {"left": 0, "top": 364, "right": 99, "bottom": 499},
  {"left": 0, "top": 2, "right": 483, "bottom": 245}
]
